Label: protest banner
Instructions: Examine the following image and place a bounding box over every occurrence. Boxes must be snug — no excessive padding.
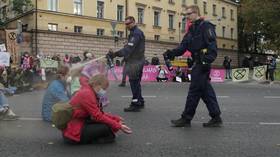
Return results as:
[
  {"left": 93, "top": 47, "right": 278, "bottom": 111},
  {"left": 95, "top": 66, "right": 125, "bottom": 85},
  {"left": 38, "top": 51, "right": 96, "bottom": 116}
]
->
[
  {"left": 253, "top": 65, "right": 266, "bottom": 81},
  {"left": 40, "top": 58, "right": 58, "bottom": 68},
  {"left": 232, "top": 68, "right": 249, "bottom": 82},
  {"left": 210, "top": 69, "right": 225, "bottom": 83}
]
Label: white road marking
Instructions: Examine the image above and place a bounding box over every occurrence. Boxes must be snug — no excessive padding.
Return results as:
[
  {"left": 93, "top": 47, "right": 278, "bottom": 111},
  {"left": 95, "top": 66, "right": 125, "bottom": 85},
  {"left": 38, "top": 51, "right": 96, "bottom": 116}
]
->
[
  {"left": 217, "top": 96, "right": 230, "bottom": 98},
  {"left": 17, "top": 117, "right": 280, "bottom": 126},
  {"left": 18, "top": 117, "right": 42, "bottom": 121},
  {"left": 121, "top": 96, "right": 157, "bottom": 98},
  {"left": 122, "top": 95, "right": 229, "bottom": 98},
  {"left": 264, "top": 96, "right": 280, "bottom": 99},
  {"left": 259, "top": 122, "right": 280, "bottom": 125},
  {"left": 192, "top": 121, "right": 252, "bottom": 125}
]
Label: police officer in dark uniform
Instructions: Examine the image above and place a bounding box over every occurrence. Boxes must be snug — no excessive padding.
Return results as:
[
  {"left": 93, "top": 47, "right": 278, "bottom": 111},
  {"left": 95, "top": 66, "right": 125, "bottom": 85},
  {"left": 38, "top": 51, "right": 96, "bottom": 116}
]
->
[
  {"left": 164, "top": 5, "right": 222, "bottom": 127},
  {"left": 107, "top": 16, "right": 145, "bottom": 112}
]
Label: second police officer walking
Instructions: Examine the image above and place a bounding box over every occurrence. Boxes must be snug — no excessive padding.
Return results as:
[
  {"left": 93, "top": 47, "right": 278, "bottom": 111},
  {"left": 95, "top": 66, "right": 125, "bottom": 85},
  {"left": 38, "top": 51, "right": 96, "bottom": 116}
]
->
[
  {"left": 164, "top": 5, "right": 223, "bottom": 127},
  {"left": 107, "top": 16, "right": 145, "bottom": 112}
]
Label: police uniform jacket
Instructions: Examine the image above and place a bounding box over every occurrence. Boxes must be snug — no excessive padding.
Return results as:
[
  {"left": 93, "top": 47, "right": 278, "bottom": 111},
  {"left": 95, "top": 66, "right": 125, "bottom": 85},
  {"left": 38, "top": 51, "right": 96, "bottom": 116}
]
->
[{"left": 169, "top": 19, "right": 217, "bottom": 65}]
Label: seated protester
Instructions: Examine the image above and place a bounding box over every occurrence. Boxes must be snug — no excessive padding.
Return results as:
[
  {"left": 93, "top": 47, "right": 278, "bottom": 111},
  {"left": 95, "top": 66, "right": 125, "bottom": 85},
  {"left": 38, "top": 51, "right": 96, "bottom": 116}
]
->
[
  {"left": 63, "top": 74, "right": 132, "bottom": 144},
  {"left": 156, "top": 66, "right": 168, "bottom": 82},
  {"left": 0, "top": 83, "right": 18, "bottom": 120},
  {"left": 41, "top": 66, "right": 70, "bottom": 122},
  {"left": 173, "top": 67, "right": 183, "bottom": 82}
]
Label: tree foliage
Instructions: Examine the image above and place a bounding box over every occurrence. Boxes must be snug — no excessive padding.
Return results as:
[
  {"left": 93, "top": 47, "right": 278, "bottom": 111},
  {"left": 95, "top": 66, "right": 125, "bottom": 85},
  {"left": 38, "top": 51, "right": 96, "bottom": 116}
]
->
[
  {"left": 238, "top": 0, "right": 280, "bottom": 54},
  {"left": 12, "top": 0, "right": 33, "bottom": 15}
]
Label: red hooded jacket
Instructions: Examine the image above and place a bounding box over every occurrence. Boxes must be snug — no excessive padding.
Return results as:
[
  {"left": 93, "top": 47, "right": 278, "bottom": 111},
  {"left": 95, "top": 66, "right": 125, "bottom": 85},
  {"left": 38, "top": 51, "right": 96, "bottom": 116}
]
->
[{"left": 63, "top": 76, "right": 121, "bottom": 142}]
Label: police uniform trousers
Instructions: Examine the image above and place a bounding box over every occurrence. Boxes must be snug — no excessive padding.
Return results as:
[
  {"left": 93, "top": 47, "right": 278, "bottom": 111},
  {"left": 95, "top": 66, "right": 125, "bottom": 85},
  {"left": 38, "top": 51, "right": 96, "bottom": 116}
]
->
[
  {"left": 127, "top": 62, "right": 144, "bottom": 105},
  {"left": 182, "top": 64, "right": 221, "bottom": 120}
]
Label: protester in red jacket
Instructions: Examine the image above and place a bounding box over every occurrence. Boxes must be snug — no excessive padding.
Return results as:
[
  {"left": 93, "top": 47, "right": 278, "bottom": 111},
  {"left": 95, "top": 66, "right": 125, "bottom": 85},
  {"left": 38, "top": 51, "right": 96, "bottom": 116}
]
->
[{"left": 63, "top": 74, "right": 132, "bottom": 144}]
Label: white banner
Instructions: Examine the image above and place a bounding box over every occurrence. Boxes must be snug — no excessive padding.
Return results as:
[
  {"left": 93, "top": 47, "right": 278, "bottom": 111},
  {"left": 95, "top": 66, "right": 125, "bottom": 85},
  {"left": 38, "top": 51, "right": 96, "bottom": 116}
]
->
[
  {"left": 253, "top": 66, "right": 267, "bottom": 81},
  {"left": 0, "top": 44, "right": 6, "bottom": 52},
  {"left": 232, "top": 68, "right": 249, "bottom": 82},
  {"left": 0, "top": 52, "right": 10, "bottom": 66}
]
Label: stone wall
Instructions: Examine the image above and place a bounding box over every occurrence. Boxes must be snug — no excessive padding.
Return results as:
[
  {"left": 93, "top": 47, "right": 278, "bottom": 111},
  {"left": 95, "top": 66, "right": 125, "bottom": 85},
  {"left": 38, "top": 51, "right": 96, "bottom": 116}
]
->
[{"left": 29, "top": 30, "right": 238, "bottom": 67}]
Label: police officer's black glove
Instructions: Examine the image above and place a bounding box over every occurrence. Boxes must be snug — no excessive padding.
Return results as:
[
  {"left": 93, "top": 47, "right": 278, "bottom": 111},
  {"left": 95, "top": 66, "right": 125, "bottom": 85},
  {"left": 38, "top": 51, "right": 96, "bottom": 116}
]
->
[
  {"left": 106, "top": 50, "right": 116, "bottom": 59},
  {"left": 163, "top": 49, "right": 173, "bottom": 60}
]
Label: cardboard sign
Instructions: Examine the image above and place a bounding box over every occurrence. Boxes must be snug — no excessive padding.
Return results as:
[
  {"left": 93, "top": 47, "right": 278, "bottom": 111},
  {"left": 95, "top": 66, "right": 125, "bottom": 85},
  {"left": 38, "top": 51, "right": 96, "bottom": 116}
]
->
[
  {"left": 0, "top": 44, "right": 6, "bottom": 52},
  {"left": 0, "top": 52, "right": 10, "bottom": 66},
  {"left": 40, "top": 58, "right": 58, "bottom": 68}
]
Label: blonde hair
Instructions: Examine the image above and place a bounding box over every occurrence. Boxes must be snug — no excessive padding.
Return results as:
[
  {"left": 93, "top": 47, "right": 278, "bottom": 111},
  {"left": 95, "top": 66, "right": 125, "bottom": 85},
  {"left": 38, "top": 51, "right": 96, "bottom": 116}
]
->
[
  {"left": 88, "top": 74, "right": 108, "bottom": 87},
  {"left": 186, "top": 5, "right": 200, "bottom": 16},
  {"left": 56, "top": 65, "right": 69, "bottom": 79}
]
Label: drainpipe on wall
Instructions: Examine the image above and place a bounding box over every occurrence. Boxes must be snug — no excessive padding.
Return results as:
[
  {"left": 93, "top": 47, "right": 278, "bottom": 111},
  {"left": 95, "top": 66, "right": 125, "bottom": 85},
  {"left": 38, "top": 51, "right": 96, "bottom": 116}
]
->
[
  {"left": 125, "top": 0, "right": 128, "bottom": 38},
  {"left": 35, "top": 0, "right": 38, "bottom": 55}
]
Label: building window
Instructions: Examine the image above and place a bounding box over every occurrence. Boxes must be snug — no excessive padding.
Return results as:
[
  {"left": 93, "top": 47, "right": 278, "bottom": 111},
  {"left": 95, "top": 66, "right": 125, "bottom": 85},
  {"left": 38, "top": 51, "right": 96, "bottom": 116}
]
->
[
  {"left": 1, "top": 6, "right": 7, "bottom": 20},
  {"left": 168, "top": 0, "right": 175, "bottom": 4},
  {"left": 48, "top": 23, "right": 58, "bottom": 31},
  {"left": 117, "top": 5, "right": 124, "bottom": 21},
  {"left": 182, "top": 0, "right": 186, "bottom": 6},
  {"left": 170, "top": 37, "right": 175, "bottom": 41},
  {"left": 181, "top": 17, "right": 186, "bottom": 32},
  {"left": 74, "top": 0, "right": 82, "bottom": 15},
  {"left": 231, "top": 28, "right": 234, "bottom": 39},
  {"left": 169, "top": 14, "right": 174, "bottom": 29},
  {"left": 222, "top": 26, "right": 226, "bottom": 38},
  {"left": 230, "top": 9, "right": 234, "bottom": 20},
  {"left": 48, "top": 0, "right": 58, "bottom": 11},
  {"left": 194, "top": 0, "right": 197, "bottom": 5},
  {"left": 97, "top": 1, "right": 104, "bottom": 19},
  {"left": 212, "top": 4, "right": 217, "bottom": 16},
  {"left": 117, "top": 31, "right": 124, "bottom": 38},
  {"left": 203, "top": 2, "right": 207, "bottom": 14},
  {"left": 231, "top": 45, "right": 235, "bottom": 49},
  {"left": 154, "top": 35, "right": 160, "bottom": 41},
  {"left": 74, "top": 26, "right": 82, "bottom": 33},
  {"left": 137, "top": 8, "right": 144, "bottom": 24},
  {"left": 97, "top": 29, "right": 104, "bottom": 36},
  {"left": 154, "top": 11, "right": 160, "bottom": 26},
  {"left": 223, "top": 44, "right": 226, "bottom": 48},
  {"left": 222, "top": 7, "right": 226, "bottom": 18}
]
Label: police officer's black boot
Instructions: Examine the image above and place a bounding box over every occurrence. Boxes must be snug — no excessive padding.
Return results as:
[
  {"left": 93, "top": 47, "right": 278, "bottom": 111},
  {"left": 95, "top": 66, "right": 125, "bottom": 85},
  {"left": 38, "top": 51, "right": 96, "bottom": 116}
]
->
[
  {"left": 171, "top": 117, "right": 191, "bottom": 127},
  {"left": 203, "top": 117, "right": 223, "bottom": 127},
  {"left": 124, "top": 102, "right": 141, "bottom": 112},
  {"left": 118, "top": 82, "right": 126, "bottom": 87},
  {"left": 138, "top": 101, "right": 145, "bottom": 109}
]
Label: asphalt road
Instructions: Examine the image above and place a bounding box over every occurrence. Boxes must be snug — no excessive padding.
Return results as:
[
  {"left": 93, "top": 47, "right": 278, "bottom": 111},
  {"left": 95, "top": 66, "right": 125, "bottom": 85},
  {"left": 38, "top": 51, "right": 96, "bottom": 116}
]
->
[{"left": 1, "top": 81, "right": 280, "bottom": 157}]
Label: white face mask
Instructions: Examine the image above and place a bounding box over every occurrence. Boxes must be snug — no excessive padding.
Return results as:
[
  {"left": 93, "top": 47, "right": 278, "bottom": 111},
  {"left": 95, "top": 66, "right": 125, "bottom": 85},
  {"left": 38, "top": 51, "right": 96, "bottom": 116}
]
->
[{"left": 66, "top": 76, "right": 72, "bottom": 83}]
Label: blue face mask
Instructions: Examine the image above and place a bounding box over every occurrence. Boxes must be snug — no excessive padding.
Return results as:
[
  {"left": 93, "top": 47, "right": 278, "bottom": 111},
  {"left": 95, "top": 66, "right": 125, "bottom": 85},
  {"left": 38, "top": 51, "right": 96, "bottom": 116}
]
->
[
  {"left": 96, "top": 88, "right": 110, "bottom": 107},
  {"left": 97, "top": 88, "right": 107, "bottom": 98}
]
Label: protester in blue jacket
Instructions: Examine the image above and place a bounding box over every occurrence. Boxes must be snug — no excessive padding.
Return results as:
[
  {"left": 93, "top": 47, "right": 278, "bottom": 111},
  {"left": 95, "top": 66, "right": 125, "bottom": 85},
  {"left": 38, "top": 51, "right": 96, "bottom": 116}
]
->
[{"left": 41, "top": 66, "right": 70, "bottom": 122}]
